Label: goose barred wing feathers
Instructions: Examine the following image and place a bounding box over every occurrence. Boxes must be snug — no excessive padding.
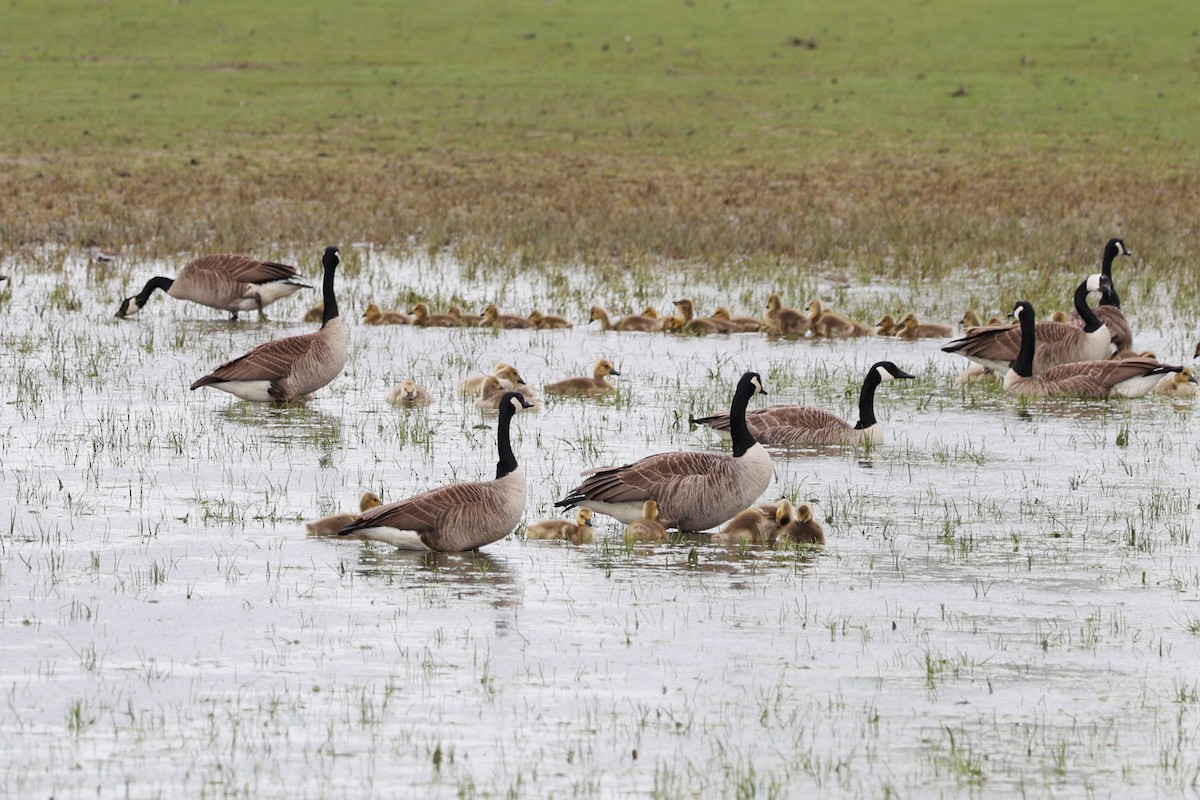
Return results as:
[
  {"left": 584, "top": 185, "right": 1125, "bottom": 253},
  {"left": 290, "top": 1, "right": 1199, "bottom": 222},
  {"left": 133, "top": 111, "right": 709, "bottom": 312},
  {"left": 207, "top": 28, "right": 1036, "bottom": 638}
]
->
[{"left": 192, "top": 255, "right": 307, "bottom": 285}]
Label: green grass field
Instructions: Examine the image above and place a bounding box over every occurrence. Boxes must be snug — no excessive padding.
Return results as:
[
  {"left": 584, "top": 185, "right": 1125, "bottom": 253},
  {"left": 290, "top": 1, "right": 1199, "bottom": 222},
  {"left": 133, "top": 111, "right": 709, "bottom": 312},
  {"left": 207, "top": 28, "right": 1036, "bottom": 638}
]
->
[{"left": 2, "top": 0, "right": 1198, "bottom": 273}]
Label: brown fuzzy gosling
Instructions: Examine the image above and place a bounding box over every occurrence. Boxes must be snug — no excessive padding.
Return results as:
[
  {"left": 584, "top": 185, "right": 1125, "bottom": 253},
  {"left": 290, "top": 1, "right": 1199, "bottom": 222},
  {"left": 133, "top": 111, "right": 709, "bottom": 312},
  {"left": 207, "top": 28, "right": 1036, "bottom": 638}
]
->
[
  {"left": 1155, "top": 367, "right": 1198, "bottom": 398},
  {"left": 806, "top": 300, "right": 872, "bottom": 338},
  {"left": 411, "top": 303, "right": 463, "bottom": 327},
  {"left": 386, "top": 379, "right": 435, "bottom": 407},
  {"left": 776, "top": 501, "right": 825, "bottom": 545},
  {"left": 458, "top": 362, "right": 522, "bottom": 395},
  {"left": 302, "top": 303, "right": 325, "bottom": 323},
  {"left": 447, "top": 304, "right": 485, "bottom": 327},
  {"left": 623, "top": 500, "right": 669, "bottom": 544},
  {"left": 306, "top": 491, "right": 384, "bottom": 536},
  {"left": 712, "top": 506, "right": 776, "bottom": 545},
  {"left": 544, "top": 359, "right": 620, "bottom": 396},
  {"left": 529, "top": 310, "right": 573, "bottom": 329},
  {"left": 710, "top": 306, "right": 762, "bottom": 332},
  {"left": 876, "top": 314, "right": 899, "bottom": 336},
  {"left": 675, "top": 298, "right": 738, "bottom": 333},
  {"left": 897, "top": 313, "right": 954, "bottom": 339},
  {"left": 766, "top": 294, "right": 810, "bottom": 338},
  {"left": 526, "top": 508, "right": 595, "bottom": 543},
  {"left": 482, "top": 303, "right": 534, "bottom": 329},
  {"left": 588, "top": 305, "right": 658, "bottom": 332},
  {"left": 363, "top": 303, "right": 411, "bottom": 325}
]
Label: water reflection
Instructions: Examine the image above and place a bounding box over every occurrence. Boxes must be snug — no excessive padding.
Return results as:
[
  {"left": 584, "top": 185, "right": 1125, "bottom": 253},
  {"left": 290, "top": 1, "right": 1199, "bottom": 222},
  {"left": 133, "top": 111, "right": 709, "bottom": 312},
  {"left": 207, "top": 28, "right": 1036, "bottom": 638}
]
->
[
  {"left": 353, "top": 547, "right": 521, "bottom": 610},
  {"left": 217, "top": 403, "right": 343, "bottom": 453}
]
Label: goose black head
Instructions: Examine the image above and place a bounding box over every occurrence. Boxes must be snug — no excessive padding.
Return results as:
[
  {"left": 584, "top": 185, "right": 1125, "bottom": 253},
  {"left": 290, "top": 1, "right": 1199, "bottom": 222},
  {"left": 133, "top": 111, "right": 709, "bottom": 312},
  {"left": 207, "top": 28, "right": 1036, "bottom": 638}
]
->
[
  {"left": 1106, "top": 238, "right": 1131, "bottom": 259},
  {"left": 504, "top": 391, "right": 535, "bottom": 413},
  {"left": 322, "top": 246, "right": 340, "bottom": 269},
  {"left": 871, "top": 361, "right": 916, "bottom": 382}
]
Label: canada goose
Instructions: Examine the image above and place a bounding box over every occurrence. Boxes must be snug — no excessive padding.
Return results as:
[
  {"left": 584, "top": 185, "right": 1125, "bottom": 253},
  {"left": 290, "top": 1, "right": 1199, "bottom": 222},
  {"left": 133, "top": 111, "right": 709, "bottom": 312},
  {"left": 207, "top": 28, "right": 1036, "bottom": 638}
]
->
[
  {"left": 1002, "top": 301, "right": 1181, "bottom": 398},
  {"left": 806, "top": 300, "right": 872, "bottom": 338},
  {"left": 529, "top": 310, "right": 573, "bottom": 329},
  {"left": 691, "top": 361, "right": 914, "bottom": 446},
  {"left": 306, "top": 491, "right": 384, "bottom": 536},
  {"left": 386, "top": 379, "right": 435, "bottom": 407},
  {"left": 897, "top": 313, "right": 954, "bottom": 340},
  {"left": 482, "top": 303, "right": 534, "bottom": 329},
  {"left": 116, "top": 254, "right": 310, "bottom": 320},
  {"left": 302, "top": 303, "right": 324, "bottom": 323},
  {"left": 775, "top": 501, "right": 825, "bottom": 545},
  {"left": 876, "top": 314, "right": 899, "bottom": 336},
  {"left": 555, "top": 372, "right": 772, "bottom": 531},
  {"left": 674, "top": 298, "right": 737, "bottom": 333},
  {"left": 544, "top": 359, "right": 620, "bottom": 396},
  {"left": 710, "top": 306, "right": 762, "bottom": 332},
  {"left": 190, "top": 247, "right": 347, "bottom": 404},
  {"left": 338, "top": 392, "right": 534, "bottom": 550},
  {"left": 1067, "top": 239, "right": 1135, "bottom": 352},
  {"left": 458, "top": 362, "right": 523, "bottom": 395},
  {"left": 588, "top": 305, "right": 658, "bottom": 332},
  {"left": 363, "top": 303, "right": 411, "bottom": 325},
  {"left": 765, "top": 294, "right": 809, "bottom": 338},
  {"left": 526, "top": 508, "right": 595, "bottom": 543},
  {"left": 623, "top": 500, "right": 669, "bottom": 544},
  {"left": 411, "top": 303, "right": 463, "bottom": 327},
  {"left": 1155, "top": 368, "right": 1197, "bottom": 398},
  {"left": 942, "top": 274, "right": 1113, "bottom": 375},
  {"left": 447, "top": 304, "right": 485, "bottom": 327}
]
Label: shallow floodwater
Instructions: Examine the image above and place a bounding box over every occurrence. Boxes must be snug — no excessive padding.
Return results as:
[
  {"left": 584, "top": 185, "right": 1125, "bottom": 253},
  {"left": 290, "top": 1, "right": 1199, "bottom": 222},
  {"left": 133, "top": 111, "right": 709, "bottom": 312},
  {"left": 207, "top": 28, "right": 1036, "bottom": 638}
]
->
[{"left": 1, "top": 250, "right": 1199, "bottom": 797}]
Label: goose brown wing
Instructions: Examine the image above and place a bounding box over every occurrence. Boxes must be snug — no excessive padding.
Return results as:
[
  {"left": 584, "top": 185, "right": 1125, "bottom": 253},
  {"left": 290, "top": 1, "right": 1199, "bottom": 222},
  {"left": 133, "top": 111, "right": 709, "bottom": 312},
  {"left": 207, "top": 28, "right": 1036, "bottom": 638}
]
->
[
  {"left": 1040, "top": 357, "right": 1170, "bottom": 392},
  {"left": 571, "top": 451, "right": 729, "bottom": 504},
  {"left": 191, "top": 331, "right": 318, "bottom": 386},
  {"left": 338, "top": 481, "right": 495, "bottom": 547},
  {"left": 944, "top": 321, "right": 1083, "bottom": 361},
  {"left": 193, "top": 255, "right": 303, "bottom": 284}
]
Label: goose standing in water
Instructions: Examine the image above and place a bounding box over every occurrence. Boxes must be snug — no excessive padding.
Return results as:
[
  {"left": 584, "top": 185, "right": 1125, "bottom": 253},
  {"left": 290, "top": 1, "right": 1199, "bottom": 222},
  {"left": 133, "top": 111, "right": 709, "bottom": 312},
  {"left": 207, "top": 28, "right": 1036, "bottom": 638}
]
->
[
  {"left": 942, "top": 274, "right": 1113, "bottom": 375},
  {"left": 117, "top": 254, "right": 309, "bottom": 320},
  {"left": 691, "top": 361, "right": 913, "bottom": 446},
  {"left": 555, "top": 372, "right": 772, "bottom": 531},
  {"left": 338, "top": 392, "right": 534, "bottom": 551},
  {"left": 1002, "top": 301, "right": 1180, "bottom": 398},
  {"left": 306, "top": 491, "right": 384, "bottom": 536},
  {"left": 190, "top": 247, "right": 347, "bottom": 404}
]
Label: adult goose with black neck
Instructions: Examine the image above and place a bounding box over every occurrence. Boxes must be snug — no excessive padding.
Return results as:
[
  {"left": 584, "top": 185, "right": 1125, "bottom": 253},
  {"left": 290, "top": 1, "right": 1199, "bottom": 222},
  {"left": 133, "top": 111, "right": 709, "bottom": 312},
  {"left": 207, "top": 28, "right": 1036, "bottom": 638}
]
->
[
  {"left": 691, "top": 362, "right": 913, "bottom": 446},
  {"left": 1003, "top": 301, "right": 1180, "bottom": 399},
  {"left": 338, "top": 392, "right": 534, "bottom": 550},
  {"left": 1067, "top": 238, "right": 1134, "bottom": 353},
  {"left": 942, "top": 274, "right": 1113, "bottom": 375},
  {"left": 555, "top": 372, "right": 772, "bottom": 532},
  {"left": 190, "top": 246, "right": 347, "bottom": 404},
  {"left": 116, "top": 254, "right": 309, "bottom": 320}
]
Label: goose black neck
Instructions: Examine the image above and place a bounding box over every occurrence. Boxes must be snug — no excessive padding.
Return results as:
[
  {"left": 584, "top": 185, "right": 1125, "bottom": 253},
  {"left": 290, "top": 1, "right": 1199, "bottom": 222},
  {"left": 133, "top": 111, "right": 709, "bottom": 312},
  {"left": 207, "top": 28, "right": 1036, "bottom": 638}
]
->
[
  {"left": 321, "top": 262, "right": 339, "bottom": 325},
  {"left": 853, "top": 368, "right": 882, "bottom": 430},
  {"left": 729, "top": 379, "right": 758, "bottom": 458},
  {"left": 1100, "top": 248, "right": 1122, "bottom": 308},
  {"left": 138, "top": 276, "right": 174, "bottom": 304},
  {"left": 1072, "top": 280, "right": 1103, "bottom": 332},
  {"left": 1012, "top": 306, "right": 1037, "bottom": 378},
  {"left": 495, "top": 402, "right": 519, "bottom": 479}
]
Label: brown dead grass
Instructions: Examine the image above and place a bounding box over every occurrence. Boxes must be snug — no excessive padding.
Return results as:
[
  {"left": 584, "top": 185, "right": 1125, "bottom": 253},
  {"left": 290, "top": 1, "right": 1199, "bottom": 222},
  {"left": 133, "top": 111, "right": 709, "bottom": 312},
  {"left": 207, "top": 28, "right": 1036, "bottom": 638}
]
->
[{"left": 3, "top": 148, "right": 1198, "bottom": 292}]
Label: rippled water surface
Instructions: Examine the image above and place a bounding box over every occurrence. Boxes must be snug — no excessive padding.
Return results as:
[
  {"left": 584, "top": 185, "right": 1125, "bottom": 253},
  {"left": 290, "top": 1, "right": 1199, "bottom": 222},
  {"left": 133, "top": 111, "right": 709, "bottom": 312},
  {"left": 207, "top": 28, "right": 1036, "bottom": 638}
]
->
[{"left": 1, "top": 250, "right": 1199, "bottom": 797}]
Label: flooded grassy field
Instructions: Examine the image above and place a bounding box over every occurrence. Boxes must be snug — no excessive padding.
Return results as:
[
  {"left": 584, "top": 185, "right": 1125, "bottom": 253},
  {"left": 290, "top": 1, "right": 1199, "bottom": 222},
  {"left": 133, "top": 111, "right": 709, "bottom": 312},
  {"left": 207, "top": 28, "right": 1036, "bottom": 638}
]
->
[{"left": 2, "top": 249, "right": 1199, "bottom": 797}]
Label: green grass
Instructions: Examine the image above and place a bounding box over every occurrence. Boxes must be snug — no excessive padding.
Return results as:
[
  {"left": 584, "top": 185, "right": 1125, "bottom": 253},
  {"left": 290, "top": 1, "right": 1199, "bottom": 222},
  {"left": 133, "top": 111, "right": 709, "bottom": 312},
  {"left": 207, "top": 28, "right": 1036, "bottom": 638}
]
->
[{"left": 1, "top": 0, "right": 1199, "bottom": 272}]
